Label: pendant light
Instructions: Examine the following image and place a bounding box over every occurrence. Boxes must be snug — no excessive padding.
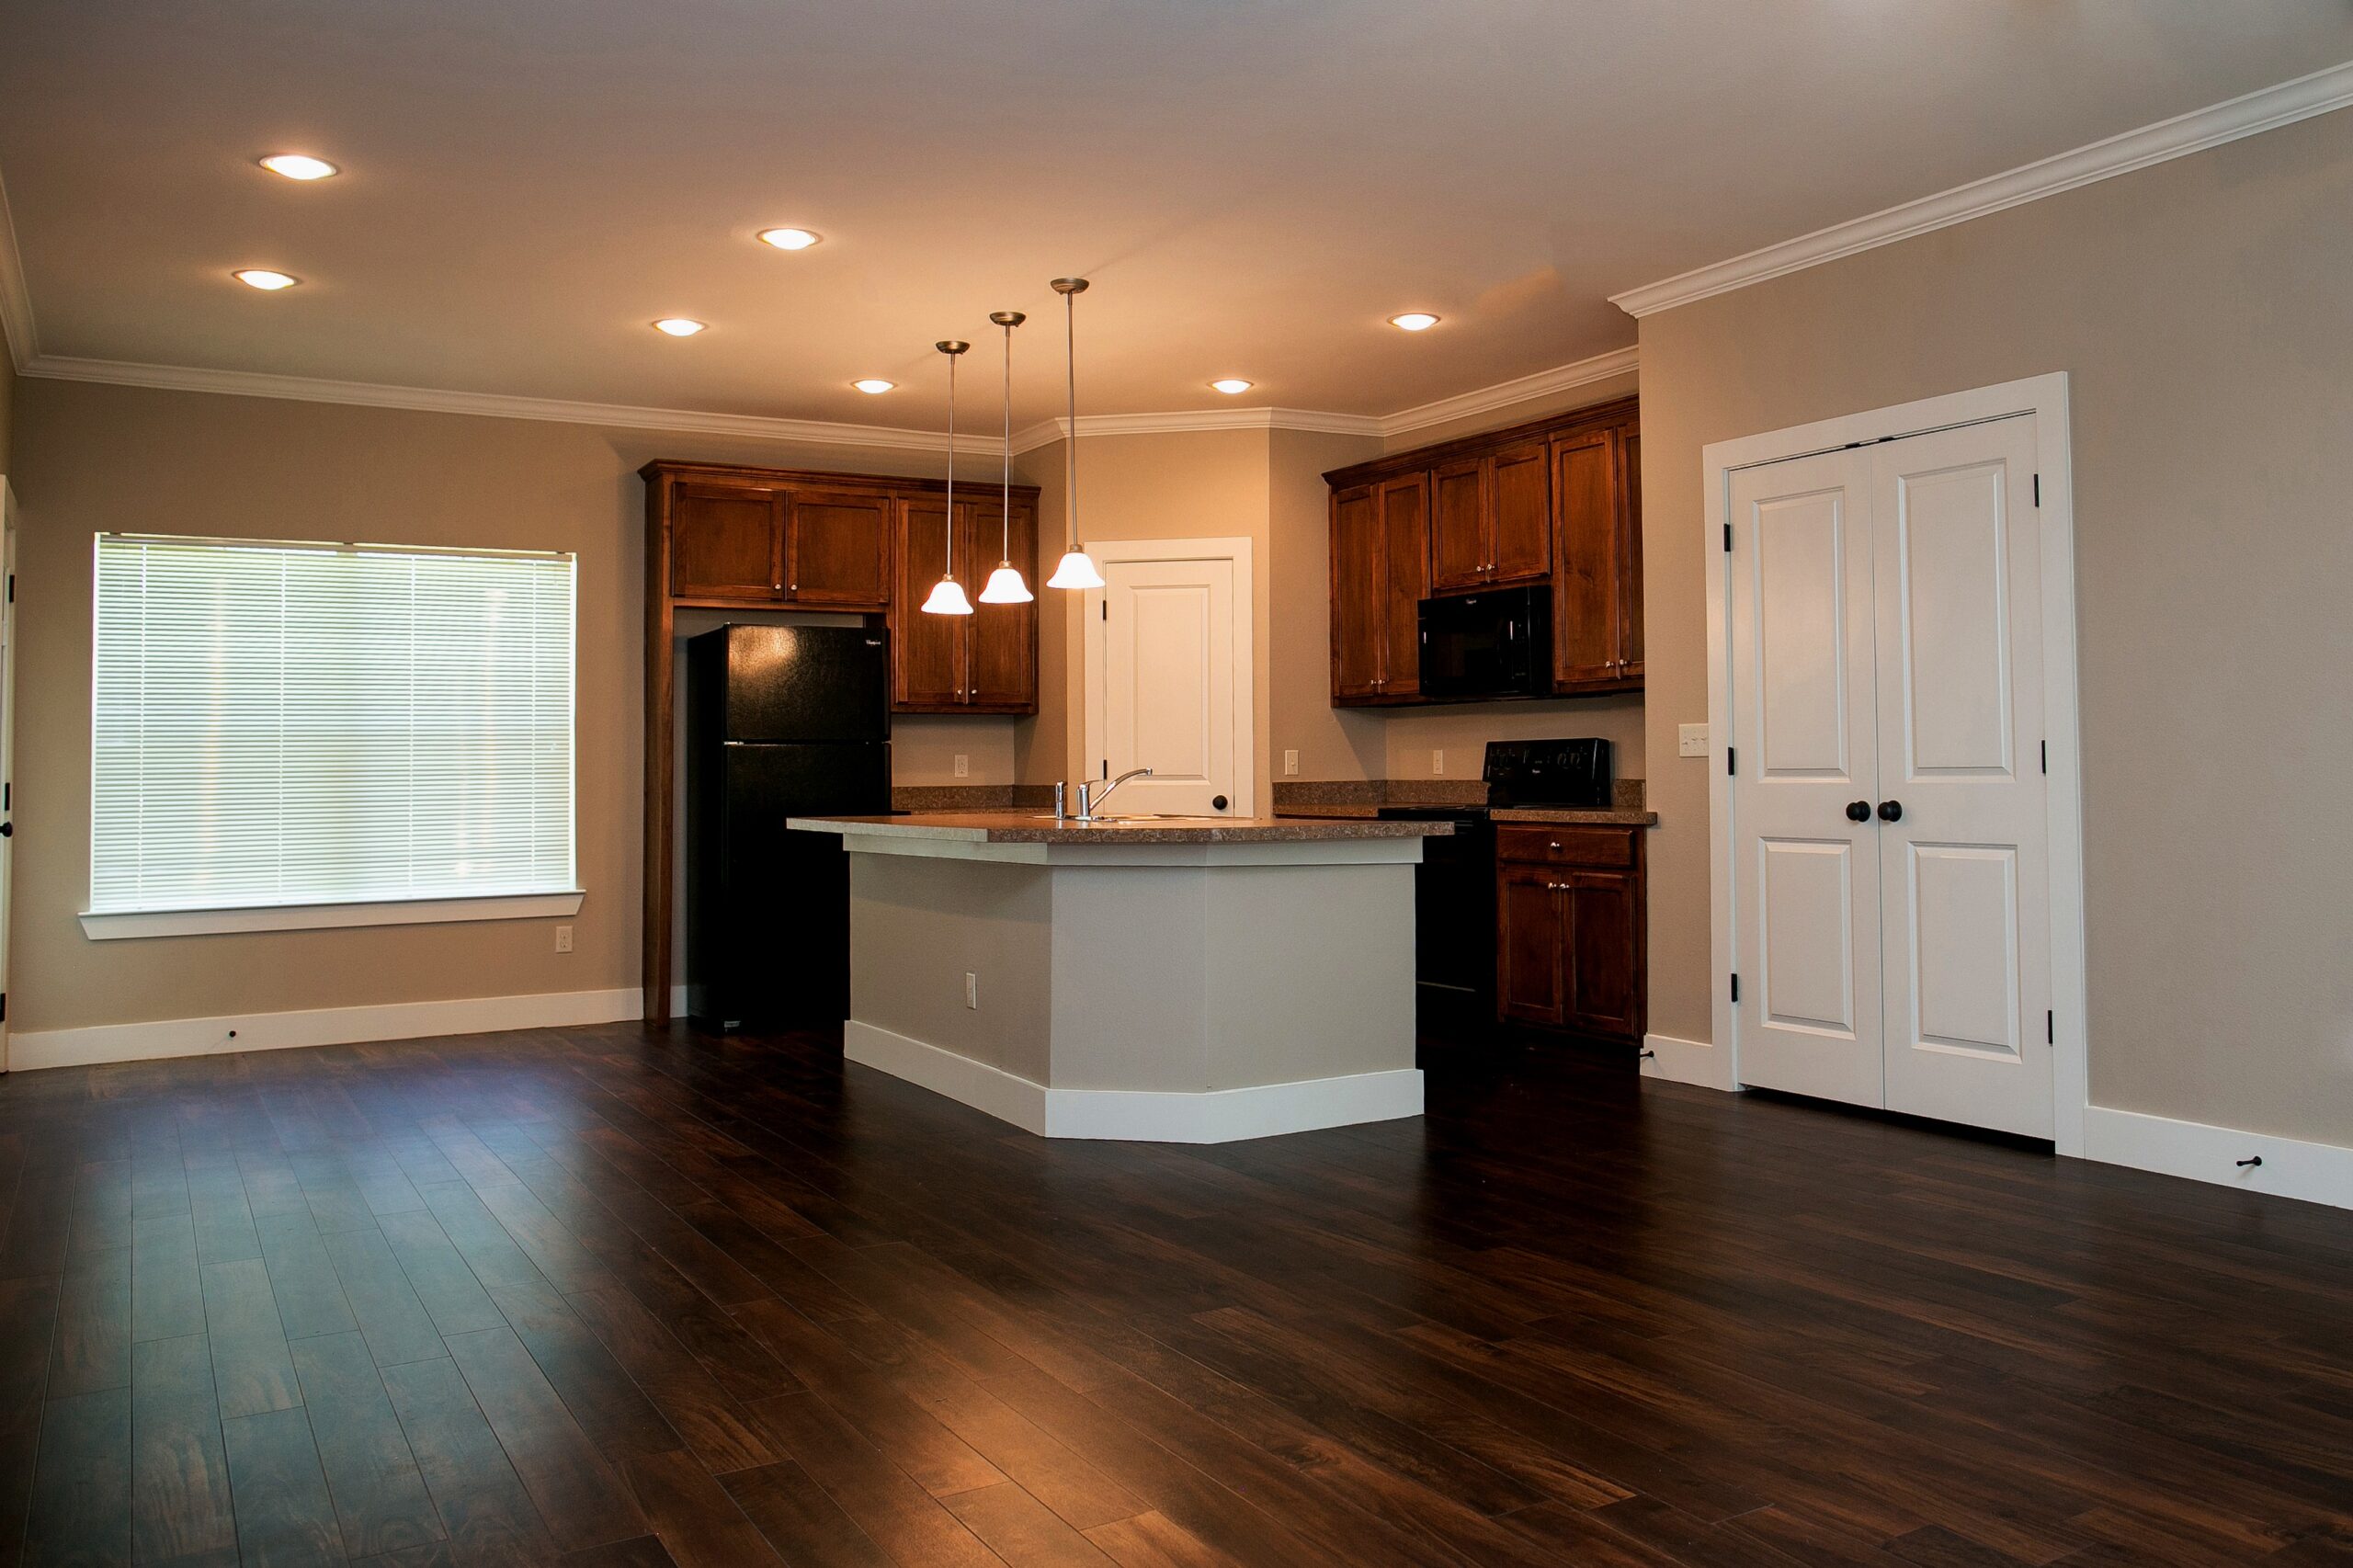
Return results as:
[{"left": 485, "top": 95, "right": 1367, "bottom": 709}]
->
[
  {"left": 1044, "top": 277, "right": 1105, "bottom": 591},
  {"left": 977, "top": 310, "right": 1034, "bottom": 605},
  {"left": 920, "top": 339, "right": 974, "bottom": 616}
]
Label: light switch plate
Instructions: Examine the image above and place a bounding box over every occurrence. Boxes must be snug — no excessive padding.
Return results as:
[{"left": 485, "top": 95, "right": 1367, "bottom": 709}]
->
[
  {"left": 1679, "top": 723, "right": 1709, "bottom": 757},
  {"left": 554, "top": 925, "right": 573, "bottom": 953},
  {"left": 953, "top": 754, "right": 969, "bottom": 778},
  {"left": 1432, "top": 749, "right": 1445, "bottom": 775},
  {"left": 964, "top": 972, "right": 978, "bottom": 1009},
  {"left": 1282, "top": 749, "right": 1299, "bottom": 777}
]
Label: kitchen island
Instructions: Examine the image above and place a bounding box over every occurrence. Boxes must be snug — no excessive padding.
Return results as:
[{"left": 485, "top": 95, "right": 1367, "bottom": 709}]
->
[{"left": 785, "top": 812, "right": 1450, "bottom": 1142}]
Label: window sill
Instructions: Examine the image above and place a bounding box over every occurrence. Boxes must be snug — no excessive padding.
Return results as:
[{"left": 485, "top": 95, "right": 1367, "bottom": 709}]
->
[{"left": 78, "top": 890, "right": 585, "bottom": 940}]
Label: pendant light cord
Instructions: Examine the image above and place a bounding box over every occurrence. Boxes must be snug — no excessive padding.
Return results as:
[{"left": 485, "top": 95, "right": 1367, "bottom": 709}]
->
[
  {"left": 1002, "top": 323, "right": 1014, "bottom": 561},
  {"left": 1064, "top": 288, "right": 1078, "bottom": 552},
  {"left": 945, "top": 350, "right": 956, "bottom": 576}
]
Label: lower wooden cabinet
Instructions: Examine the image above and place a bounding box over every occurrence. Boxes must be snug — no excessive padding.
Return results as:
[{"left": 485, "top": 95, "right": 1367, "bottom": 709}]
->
[{"left": 1495, "top": 825, "right": 1646, "bottom": 1040}]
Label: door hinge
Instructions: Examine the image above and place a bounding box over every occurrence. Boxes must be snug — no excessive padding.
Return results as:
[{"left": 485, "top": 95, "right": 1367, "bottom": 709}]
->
[
  {"left": 2032, "top": 473, "right": 2041, "bottom": 507},
  {"left": 2046, "top": 1010, "right": 2054, "bottom": 1045},
  {"left": 1722, "top": 523, "right": 1733, "bottom": 553},
  {"left": 1726, "top": 746, "right": 1735, "bottom": 778},
  {"left": 1101, "top": 759, "right": 1109, "bottom": 778},
  {"left": 1100, "top": 600, "right": 1108, "bottom": 620},
  {"left": 1730, "top": 973, "right": 1740, "bottom": 1004},
  {"left": 2040, "top": 740, "right": 2047, "bottom": 775}
]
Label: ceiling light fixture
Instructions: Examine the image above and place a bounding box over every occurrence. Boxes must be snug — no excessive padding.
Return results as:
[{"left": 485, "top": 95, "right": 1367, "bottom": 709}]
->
[
  {"left": 1044, "top": 278, "right": 1105, "bottom": 592},
  {"left": 758, "top": 227, "right": 822, "bottom": 251},
  {"left": 851, "top": 379, "right": 895, "bottom": 394},
  {"left": 921, "top": 341, "right": 975, "bottom": 617},
  {"left": 978, "top": 311, "right": 1034, "bottom": 606},
  {"left": 653, "top": 318, "right": 706, "bottom": 336},
  {"left": 1210, "top": 378, "right": 1254, "bottom": 395},
  {"left": 233, "top": 268, "right": 299, "bottom": 290},
  {"left": 1389, "top": 312, "right": 1440, "bottom": 332},
  {"left": 258, "top": 153, "right": 338, "bottom": 181}
]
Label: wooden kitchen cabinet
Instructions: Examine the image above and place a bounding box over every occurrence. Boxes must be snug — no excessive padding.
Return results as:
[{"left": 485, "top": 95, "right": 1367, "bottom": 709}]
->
[
  {"left": 661, "top": 470, "right": 895, "bottom": 611},
  {"left": 670, "top": 483, "right": 783, "bottom": 600},
  {"left": 1327, "top": 473, "right": 1428, "bottom": 704},
  {"left": 1495, "top": 824, "right": 1645, "bottom": 1040},
  {"left": 787, "top": 490, "right": 894, "bottom": 608},
  {"left": 1324, "top": 395, "right": 1636, "bottom": 705},
  {"left": 892, "top": 493, "right": 1039, "bottom": 714}
]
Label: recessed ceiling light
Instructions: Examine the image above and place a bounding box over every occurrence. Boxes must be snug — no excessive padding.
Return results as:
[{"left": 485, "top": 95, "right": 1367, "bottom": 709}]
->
[
  {"left": 258, "top": 153, "right": 338, "bottom": 181},
  {"left": 758, "top": 228, "right": 822, "bottom": 251},
  {"left": 233, "top": 268, "right": 300, "bottom": 290},
  {"left": 1389, "top": 312, "right": 1440, "bottom": 332},
  {"left": 852, "top": 379, "right": 896, "bottom": 394},
  {"left": 1210, "top": 378, "right": 1254, "bottom": 395},
  {"left": 653, "top": 318, "right": 707, "bottom": 336}
]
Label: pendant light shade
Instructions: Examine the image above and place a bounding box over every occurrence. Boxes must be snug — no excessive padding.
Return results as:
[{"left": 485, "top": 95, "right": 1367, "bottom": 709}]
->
[
  {"left": 923, "top": 339, "right": 974, "bottom": 616},
  {"left": 977, "top": 310, "right": 1034, "bottom": 605},
  {"left": 1047, "top": 277, "right": 1103, "bottom": 591}
]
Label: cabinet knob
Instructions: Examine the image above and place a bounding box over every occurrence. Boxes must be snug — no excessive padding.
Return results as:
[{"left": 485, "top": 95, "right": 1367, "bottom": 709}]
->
[
  {"left": 1549, "top": 841, "right": 1562, "bottom": 850},
  {"left": 1877, "top": 799, "right": 1904, "bottom": 823},
  {"left": 1846, "top": 801, "right": 1871, "bottom": 823}
]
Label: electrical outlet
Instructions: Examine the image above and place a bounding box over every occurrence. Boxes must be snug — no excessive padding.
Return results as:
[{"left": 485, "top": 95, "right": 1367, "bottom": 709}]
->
[
  {"left": 554, "top": 925, "right": 573, "bottom": 953},
  {"left": 1282, "top": 749, "right": 1299, "bottom": 777},
  {"left": 1432, "top": 748, "right": 1445, "bottom": 776},
  {"left": 953, "top": 753, "right": 969, "bottom": 778},
  {"left": 964, "top": 971, "right": 979, "bottom": 1009},
  {"left": 1678, "top": 723, "right": 1709, "bottom": 757}
]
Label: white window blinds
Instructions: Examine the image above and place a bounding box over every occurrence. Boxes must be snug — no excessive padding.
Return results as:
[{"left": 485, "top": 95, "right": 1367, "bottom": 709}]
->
[{"left": 90, "top": 534, "right": 577, "bottom": 915}]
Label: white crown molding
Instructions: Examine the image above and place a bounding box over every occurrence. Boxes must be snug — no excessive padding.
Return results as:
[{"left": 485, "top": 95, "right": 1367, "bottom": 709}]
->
[
  {"left": 1377, "top": 345, "right": 1639, "bottom": 439},
  {"left": 0, "top": 166, "right": 39, "bottom": 371},
  {"left": 1611, "top": 56, "right": 2353, "bottom": 318},
  {"left": 20, "top": 353, "right": 1003, "bottom": 455}
]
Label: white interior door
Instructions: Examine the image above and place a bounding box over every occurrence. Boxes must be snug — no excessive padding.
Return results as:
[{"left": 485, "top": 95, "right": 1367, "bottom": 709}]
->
[
  {"left": 1728, "top": 418, "right": 2053, "bottom": 1139},
  {"left": 1088, "top": 542, "right": 1247, "bottom": 817},
  {"left": 1728, "top": 448, "right": 1886, "bottom": 1107},
  {"left": 1871, "top": 419, "right": 2052, "bottom": 1137}
]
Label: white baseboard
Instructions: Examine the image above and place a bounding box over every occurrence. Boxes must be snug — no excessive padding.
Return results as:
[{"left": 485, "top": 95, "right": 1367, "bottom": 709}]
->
[
  {"left": 7, "top": 987, "right": 644, "bottom": 1072},
  {"left": 2081, "top": 1105, "right": 2353, "bottom": 1211},
  {"left": 843, "top": 1020, "right": 1424, "bottom": 1143},
  {"left": 1639, "top": 1030, "right": 1733, "bottom": 1091}
]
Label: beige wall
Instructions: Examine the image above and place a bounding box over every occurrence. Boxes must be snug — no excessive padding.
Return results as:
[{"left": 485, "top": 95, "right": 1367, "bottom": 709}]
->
[
  {"left": 6, "top": 376, "right": 1035, "bottom": 1034},
  {"left": 0, "top": 324, "right": 15, "bottom": 475},
  {"left": 1637, "top": 107, "right": 2353, "bottom": 1144}
]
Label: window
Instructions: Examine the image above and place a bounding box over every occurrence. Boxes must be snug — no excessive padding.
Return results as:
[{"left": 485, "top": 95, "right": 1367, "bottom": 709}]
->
[{"left": 85, "top": 534, "right": 578, "bottom": 937}]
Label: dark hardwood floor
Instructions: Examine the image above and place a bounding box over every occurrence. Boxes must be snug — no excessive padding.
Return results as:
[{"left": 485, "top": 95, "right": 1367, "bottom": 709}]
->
[{"left": 0, "top": 1022, "right": 2347, "bottom": 1566}]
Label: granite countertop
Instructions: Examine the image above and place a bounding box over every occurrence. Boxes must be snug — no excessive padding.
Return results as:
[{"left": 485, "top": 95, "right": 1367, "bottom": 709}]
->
[
  {"left": 1491, "top": 807, "right": 1660, "bottom": 826},
  {"left": 790, "top": 812, "right": 1454, "bottom": 845}
]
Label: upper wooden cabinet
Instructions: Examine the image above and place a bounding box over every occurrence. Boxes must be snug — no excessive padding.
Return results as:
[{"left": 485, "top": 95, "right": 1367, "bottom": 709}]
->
[
  {"left": 787, "top": 490, "right": 893, "bottom": 608},
  {"left": 1324, "top": 396, "right": 1639, "bottom": 706},
  {"left": 656, "top": 467, "right": 893, "bottom": 611},
  {"left": 670, "top": 483, "right": 783, "bottom": 600},
  {"left": 892, "top": 493, "right": 1039, "bottom": 714}
]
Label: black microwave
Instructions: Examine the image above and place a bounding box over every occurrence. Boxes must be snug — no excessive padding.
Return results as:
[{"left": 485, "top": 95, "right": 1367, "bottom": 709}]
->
[{"left": 1417, "top": 587, "right": 1552, "bottom": 700}]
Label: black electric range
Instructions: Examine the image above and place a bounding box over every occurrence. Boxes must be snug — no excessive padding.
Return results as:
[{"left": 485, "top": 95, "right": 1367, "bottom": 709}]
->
[{"left": 1380, "top": 739, "right": 1614, "bottom": 1029}]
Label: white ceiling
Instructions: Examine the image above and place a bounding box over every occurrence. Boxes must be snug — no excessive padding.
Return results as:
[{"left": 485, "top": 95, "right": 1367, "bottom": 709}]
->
[{"left": 4, "top": 1, "right": 2350, "bottom": 430}]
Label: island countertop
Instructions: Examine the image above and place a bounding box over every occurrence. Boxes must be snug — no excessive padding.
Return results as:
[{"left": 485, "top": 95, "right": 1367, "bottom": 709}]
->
[{"left": 787, "top": 811, "right": 1453, "bottom": 845}]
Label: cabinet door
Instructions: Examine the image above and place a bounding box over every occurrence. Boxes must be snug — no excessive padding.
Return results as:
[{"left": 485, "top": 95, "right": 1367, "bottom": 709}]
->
[
  {"left": 1615, "top": 425, "right": 1643, "bottom": 677},
  {"left": 671, "top": 483, "right": 782, "bottom": 600},
  {"left": 787, "top": 490, "right": 892, "bottom": 609},
  {"left": 1488, "top": 441, "right": 1552, "bottom": 585},
  {"left": 1562, "top": 869, "right": 1643, "bottom": 1039},
  {"left": 966, "top": 497, "right": 1038, "bottom": 711},
  {"left": 1329, "top": 485, "right": 1384, "bottom": 701},
  {"left": 1552, "top": 426, "right": 1626, "bottom": 688},
  {"left": 1496, "top": 866, "right": 1565, "bottom": 1028},
  {"left": 1377, "top": 473, "right": 1428, "bottom": 699},
  {"left": 892, "top": 497, "right": 968, "bottom": 709},
  {"left": 1427, "top": 459, "right": 1489, "bottom": 592}
]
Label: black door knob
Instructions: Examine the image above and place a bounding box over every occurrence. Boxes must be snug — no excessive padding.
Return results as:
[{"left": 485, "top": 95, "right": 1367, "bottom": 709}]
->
[
  {"left": 1211, "top": 795, "right": 1229, "bottom": 812},
  {"left": 0, "top": 822, "right": 12, "bottom": 837},
  {"left": 1845, "top": 801, "right": 1870, "bottom": 823},
  {"left": 1877, "top": 800, "right": 1904, "bottom": 822}
]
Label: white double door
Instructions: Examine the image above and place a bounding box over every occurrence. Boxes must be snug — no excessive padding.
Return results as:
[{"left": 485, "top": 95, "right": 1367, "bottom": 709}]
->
[{"left": 1729, "top": 416, "right": 2053, "bottom": 1138}]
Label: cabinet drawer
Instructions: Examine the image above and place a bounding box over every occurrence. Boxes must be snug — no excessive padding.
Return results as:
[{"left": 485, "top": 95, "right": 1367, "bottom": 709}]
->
[{"left": 1496, "top": 824, "right": 1638, "bottom": 869}]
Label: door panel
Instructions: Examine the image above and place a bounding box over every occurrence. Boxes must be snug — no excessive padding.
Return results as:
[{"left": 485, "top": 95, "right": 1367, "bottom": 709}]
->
[
  {"left": 967, "top": 499, "right": 1037, "bottom": 710},
  {"left": 1730, "top": 447, "right": 1885, "bottom": 1107},
  {"left": 1873, "top": 418, "right": 2051, "bottom": 1136},
  {"left": 1377, "top": 475, "right": 1427, "bottom": 698},
  {"left": 1098, "top": 553, "right": 1239, "bottom": 816},
  {"left": 672, "top": 484, "right": 781, "bottom": 600},
  {"left": 1489, "top": 442, "right": 1552, "bottom": 585},
  {"left": 1428, "top": 460, "right": 1487, "bottom": 591},
  {"left": 1563, "top": 869, "right": 1640, "bottom": 1038},
  {"left": 1497, "top": 867, "right": 1563, "bottom": 1028},
  {"left": 789, "top": 491, "right": 892, "bottom": 608},
  {"left": 1551, "top": 428, "right": 1620, "bottom": 686},
  {"left": 892, "top": 497, "right": 967, "bottom": 708},
  {"left": 1330, "top": 486, "right": 1382, "bottom": 700},
  {"left": 1615, "top": 426, "right": 1643, "bottom": 675}
]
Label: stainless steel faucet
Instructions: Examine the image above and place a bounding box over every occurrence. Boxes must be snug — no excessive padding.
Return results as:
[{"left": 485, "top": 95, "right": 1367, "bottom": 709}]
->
[{"left": 1063, "top": 767, "right": 1153, "bottom": 822}]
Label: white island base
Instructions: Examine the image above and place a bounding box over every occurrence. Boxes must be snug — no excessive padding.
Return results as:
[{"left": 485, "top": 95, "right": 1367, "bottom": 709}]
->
[{"left": 788, "top": 814, "right": 1443, "bottom": 1142}]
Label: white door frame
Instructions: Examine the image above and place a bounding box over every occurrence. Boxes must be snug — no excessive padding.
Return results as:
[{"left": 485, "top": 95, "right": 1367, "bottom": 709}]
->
[
  {"left": 0, "top": 479, "right": 16, "bottom": 1074},
  {"left": 1696, "top": 373, "right": 2089, "bottom": 1156},
  {"left": 1082, "top": 536, "right": 1257, "bottom": 817}
]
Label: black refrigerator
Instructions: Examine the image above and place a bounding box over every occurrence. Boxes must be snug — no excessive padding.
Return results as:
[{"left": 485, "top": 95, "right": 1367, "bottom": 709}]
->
[{"left": 686, "top": 624, "right": 892, "bottom": 1030}]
